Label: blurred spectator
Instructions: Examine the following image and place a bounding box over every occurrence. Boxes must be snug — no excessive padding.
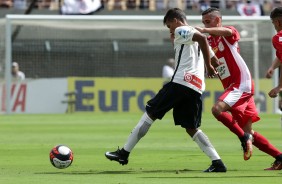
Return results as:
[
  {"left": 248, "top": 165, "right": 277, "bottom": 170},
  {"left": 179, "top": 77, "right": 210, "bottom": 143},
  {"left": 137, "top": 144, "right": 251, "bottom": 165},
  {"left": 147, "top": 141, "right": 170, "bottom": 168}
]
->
[
  {"left": 139, "top": 0, "right": 149, "bottom": 9},
  {"left": 185, "top": 0, "right": 199, "bottom": 10},
  {"left": 226, "top": 0, "right": 237, "bottom": 10},
  {"left": 14, "top": 0, "right": 27, "bottom": 9},
  {"left": 199, "top": 0, "right": 211, "bottom": 12},
  {"left": 167, "top": 0, "right": 182, "bottom": 9},
  {"left": 106, "top": 0, "right": 128, "bottom": 10},
  {"left": 237, "top": 0, "right": 263, "bottom": 16},
  {"left": 262, "top": 0, "right": 273, "bottom": 12},
  {"left": 12, "top": 62, "right": 25, "bottom": 81},
  {"left": 126, "top": 0, "right": 137, "bottom": 9},
  {"left": 155, "top": 0, "right": 165, "bottom": 9},
  {"left": 0, "top": 0, "right": 279, "bottom": 14},
  {"left": 273, "top": 0, "right": 282, "bottom": 8},
  {"left": 0, "top": 0, "right": 13, "bottom": 8},
  {"left": 61, "top": 0, "right": 102, "bottom": 14}
]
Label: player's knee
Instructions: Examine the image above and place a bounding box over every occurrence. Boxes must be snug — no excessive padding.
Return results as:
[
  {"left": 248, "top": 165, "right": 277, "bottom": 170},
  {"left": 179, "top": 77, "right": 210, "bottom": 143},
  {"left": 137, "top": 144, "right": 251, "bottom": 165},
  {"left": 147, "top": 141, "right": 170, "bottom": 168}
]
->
[
  {"left": 211, "top": 105, "right": 221, "bottom": 117},
  {"left": 185, "top": 128, "right": 198, "bottom": 137},
  {"left": 146, "top": 112, "right": 157, "bottom": 121}
]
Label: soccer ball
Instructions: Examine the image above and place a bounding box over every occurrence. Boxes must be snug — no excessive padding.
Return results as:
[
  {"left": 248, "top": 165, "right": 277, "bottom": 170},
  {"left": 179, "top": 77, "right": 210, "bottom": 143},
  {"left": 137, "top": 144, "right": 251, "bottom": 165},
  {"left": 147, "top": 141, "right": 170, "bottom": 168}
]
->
[{"left": 49, "top": 145, "right": 73, "bottom": 169}]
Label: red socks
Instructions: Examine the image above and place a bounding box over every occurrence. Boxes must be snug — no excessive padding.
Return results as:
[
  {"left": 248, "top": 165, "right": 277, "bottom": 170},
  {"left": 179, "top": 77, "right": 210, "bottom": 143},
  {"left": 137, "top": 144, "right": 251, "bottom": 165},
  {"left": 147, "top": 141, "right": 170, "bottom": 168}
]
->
[
  {"left": 216, "top": 112, "right": 245, "bottom": 138},
  {"left": 253, "top": 132, "right": 282, "bottom": 158},
  {"left": 216, "top": 112, "right": 282, "bottom": 158}
]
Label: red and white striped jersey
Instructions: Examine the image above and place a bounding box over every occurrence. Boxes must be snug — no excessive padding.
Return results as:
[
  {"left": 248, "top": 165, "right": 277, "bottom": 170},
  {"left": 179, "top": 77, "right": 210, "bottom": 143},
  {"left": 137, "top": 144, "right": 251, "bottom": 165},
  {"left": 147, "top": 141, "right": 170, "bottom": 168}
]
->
[
  {"left": 207, "top": 26, "right": 254, "bottom": 94},
  {"left": 272, "top": 30, "right": 282, "bottom": 62}
]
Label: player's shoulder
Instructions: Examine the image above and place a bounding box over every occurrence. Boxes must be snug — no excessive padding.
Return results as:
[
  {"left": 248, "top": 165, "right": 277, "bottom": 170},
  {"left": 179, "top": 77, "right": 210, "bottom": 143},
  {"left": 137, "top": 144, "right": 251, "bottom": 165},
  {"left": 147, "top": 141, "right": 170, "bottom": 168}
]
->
[
  {"left": 175, "top": 26, "right": 195, "bottom": 34},
  {"left": 223, "top": 26, "right": 239, "bottom": 34},
  {"left": 274, "top": 31, "right": 282, "bottom": 38},
  {"left": 272, "top": 31, "right": 282, "bottom": 43},
  {"left": 18, "top": 71, "right": 25, "bottom": 78}
]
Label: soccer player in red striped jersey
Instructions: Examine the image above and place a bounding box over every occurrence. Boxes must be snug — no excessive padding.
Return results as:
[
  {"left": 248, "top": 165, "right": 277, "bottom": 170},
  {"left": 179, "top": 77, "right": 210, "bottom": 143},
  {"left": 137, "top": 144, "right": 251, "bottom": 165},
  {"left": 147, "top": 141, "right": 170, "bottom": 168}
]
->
[
  {"left": 196, "top": 7, "right": 282, "bottom": 170},
  {"left": 264, "top": 6, "right": 282, "bottom": 170},
  {"left": 267, "top": 7, "right": 282, "bottom": 98}
]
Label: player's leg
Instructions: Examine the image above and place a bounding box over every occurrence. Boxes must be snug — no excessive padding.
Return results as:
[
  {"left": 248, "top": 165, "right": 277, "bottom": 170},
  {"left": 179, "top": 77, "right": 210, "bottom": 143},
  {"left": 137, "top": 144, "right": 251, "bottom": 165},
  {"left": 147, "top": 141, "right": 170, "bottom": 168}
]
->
[
  {"left": 242, "top": 120, "right": 282, "bottom": 170},
  {"left": 174, "top": 88, "right": 226, "bottom": 172},
  {"left": 105, "top": 112, "right": 154, "bottom": 165},
  {"left": 212, "top": 90, "right": 253, "bottom": 160},
  {"left": 253, "top": 131, "right": 282, "bottom": 170},
  {"left": 105, "top": 82, "right": 174, "bottom": 165},
  {"left": 239, "top": 96, "right": 281, "bottom": 169},
  {"left": 212, "top": 100, "right": 245, "bottom": 138},
  {"left": 240, "top": 100, "right": 282, "bottom": 170},
  {"left": 189, "top": 128, "right": 227, "bottom": 172}
]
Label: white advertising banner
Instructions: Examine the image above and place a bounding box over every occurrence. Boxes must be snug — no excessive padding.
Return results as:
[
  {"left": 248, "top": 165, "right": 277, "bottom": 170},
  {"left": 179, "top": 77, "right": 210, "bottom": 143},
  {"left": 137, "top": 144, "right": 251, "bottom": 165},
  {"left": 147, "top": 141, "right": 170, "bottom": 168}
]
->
[{"left": 0, "top": 78, "right": 68, "bottom": 114}]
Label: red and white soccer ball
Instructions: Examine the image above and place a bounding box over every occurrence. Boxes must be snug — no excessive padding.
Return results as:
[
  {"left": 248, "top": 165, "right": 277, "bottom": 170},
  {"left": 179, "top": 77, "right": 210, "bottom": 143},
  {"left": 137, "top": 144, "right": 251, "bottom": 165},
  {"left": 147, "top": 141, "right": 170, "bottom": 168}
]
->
[{"left": 49, "top": 145, "right": 73, "bottom": 169}]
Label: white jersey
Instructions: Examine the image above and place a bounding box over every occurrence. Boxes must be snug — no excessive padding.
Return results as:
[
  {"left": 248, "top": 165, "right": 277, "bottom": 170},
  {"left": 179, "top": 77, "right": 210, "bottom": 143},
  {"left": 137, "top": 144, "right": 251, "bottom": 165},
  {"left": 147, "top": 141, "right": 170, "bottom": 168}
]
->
[
  {"left": 13, "top": 71, "right": 25, "bottom": 81},
  {"left": 172, "top": 26, "right": 206, "bottom": 94}
]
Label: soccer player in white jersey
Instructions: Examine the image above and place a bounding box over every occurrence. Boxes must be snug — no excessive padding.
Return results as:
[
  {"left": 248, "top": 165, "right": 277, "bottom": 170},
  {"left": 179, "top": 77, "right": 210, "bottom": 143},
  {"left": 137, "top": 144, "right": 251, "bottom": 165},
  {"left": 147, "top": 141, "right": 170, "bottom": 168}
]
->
[
  {"left": 196, "top": 7, "right": 282, "bottom": 170},
  {"left": 105, "top": 8, "right": 227, "bottom": 172}
]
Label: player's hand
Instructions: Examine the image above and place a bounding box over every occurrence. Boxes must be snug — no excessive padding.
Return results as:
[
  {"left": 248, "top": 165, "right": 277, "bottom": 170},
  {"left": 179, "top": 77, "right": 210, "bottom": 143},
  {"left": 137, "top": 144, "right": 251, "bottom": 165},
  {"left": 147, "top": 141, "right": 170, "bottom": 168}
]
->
[
  {"left": 206, "top": 65, "right": 218, "bottom": 78},
  {"left": 266, "top": 68, "right": 274, "bottom": 78},
  {"left": 268, "top": 86, "right": 282, "bottom": 98},
  {"left": 195, "top": 26, "right": 204, "bottom": 33},
  {"left": 211, "top": 56, "right": 220, "bottom": 68}
]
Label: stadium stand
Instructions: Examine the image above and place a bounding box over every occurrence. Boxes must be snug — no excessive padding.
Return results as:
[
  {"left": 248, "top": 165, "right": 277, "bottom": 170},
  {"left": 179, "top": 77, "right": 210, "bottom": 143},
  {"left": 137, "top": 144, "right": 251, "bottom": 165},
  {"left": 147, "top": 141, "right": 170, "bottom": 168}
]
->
[{"left": 1, "top": 0, "right": 281, "bottom": 17}]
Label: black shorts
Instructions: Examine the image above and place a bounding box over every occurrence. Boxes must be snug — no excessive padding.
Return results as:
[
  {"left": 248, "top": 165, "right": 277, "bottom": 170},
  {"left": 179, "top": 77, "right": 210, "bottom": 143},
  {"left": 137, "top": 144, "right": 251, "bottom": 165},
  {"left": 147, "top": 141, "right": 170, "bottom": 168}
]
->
[{"left": 146, "top": 82, "right": 202, "bottom": 129}]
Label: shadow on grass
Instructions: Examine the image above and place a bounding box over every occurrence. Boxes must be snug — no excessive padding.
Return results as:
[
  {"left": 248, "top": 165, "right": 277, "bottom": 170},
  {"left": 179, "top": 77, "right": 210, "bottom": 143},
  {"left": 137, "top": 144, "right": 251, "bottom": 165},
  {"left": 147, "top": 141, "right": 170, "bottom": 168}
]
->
[
  {"left": 35, "top": 168, "right": 282, "bottom": 177},
  {"left": 35, "top": 169, "right": 192, "bottom": 175},
  {"left": 142, "top": 175, "right": 282, "bottom": 179}
]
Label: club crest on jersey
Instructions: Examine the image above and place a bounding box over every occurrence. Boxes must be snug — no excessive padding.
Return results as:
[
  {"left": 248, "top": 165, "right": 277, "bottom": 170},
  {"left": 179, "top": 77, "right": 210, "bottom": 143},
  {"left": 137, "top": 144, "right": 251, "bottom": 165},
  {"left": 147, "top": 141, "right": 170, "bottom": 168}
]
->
[
  {"left": 178, "top": 30, "right": 189, "bottom": 39},
  {"left": 212, "top": 47, "right": 218, "bottom": 53},
  {"left": 218, "top": 41, "right": 224, "bottom": 51},
  {"left": 184, "top": 73, "right": 192, "bottom": 82},
  {"left": 279, "top": 37, "right": 282, "bottom": 42}
]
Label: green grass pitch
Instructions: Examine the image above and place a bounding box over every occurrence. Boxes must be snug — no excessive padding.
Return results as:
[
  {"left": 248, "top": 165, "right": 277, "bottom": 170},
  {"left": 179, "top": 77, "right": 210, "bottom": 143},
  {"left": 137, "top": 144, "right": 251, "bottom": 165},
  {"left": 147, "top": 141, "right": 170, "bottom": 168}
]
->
[{"left": 0, "top": 112, "right": 281, "bottom": 184}]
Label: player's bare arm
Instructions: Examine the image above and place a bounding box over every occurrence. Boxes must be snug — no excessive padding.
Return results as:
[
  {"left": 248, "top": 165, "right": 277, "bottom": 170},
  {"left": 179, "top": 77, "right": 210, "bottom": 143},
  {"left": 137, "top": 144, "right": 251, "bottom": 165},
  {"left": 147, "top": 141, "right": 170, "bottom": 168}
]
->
[
  {"left": 195, "top": 26, "right": 232, "bottom": 37},
  {"left": 269, "top": 65, "right": 282, "bottom": 98},
  {"left": 192, "top": 32, "right": 217, "bottom": 78},
  {"left": 211, "top": 55, "right": 220, "bottom": 68},
  {"left": 266, "top": 57, "right": 281, "bottom": 78}
]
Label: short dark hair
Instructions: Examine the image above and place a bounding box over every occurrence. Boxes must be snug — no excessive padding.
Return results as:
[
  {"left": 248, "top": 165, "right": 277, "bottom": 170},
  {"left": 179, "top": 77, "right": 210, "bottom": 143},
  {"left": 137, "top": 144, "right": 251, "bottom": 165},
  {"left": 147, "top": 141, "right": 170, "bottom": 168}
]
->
[
  {"left": 201, "top": 7, "right": 221, "bottom": 17},
  {"left": 270, "top": 7, "right": 282, "bottom": 20},
  {"left": 163, "top": 8, "right": 187, "bottom": 25}
]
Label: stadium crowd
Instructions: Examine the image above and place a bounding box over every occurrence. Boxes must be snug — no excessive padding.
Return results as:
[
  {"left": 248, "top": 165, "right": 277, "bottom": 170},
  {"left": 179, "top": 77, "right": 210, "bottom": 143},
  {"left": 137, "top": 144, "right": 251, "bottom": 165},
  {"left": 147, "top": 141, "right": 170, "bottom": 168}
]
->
[{"left": 0, "top": 0, "right": 281, "bottom": 14}]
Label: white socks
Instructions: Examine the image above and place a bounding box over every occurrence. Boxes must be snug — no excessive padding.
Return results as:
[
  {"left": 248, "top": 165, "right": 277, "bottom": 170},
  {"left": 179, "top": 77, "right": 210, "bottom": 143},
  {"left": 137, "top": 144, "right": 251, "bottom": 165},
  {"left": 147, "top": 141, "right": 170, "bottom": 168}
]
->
[
  {"left": 123, "top": 114, "right": 221, "bottom": 162},
  {"left": 192, "top": 129, "right": 221, "bottom": 161},
  {"left": 124, "top": 112, "right": 154, "bottom": 152}
]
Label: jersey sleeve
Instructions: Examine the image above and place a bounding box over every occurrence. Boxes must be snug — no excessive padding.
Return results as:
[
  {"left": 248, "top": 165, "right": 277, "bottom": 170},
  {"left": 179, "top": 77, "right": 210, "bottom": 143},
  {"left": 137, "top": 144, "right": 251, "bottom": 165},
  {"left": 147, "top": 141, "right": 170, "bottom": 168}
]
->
[
  {"left": 223, "top": 26, "right": 240, "bottom": 45},
  {"left": 174, "top": 26, "right": 196, "bottom": 45},
  {"left": 209, "top": 46, "right": 215, "bottom": 58},
  {"left": 272, "top": 34, "right": 282, "bottom": 62}
]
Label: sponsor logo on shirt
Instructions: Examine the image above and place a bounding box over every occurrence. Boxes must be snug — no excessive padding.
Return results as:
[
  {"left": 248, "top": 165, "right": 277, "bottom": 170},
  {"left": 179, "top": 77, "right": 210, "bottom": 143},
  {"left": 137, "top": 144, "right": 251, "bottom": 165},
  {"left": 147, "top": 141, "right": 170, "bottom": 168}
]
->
[
  {"left": 279, "top": 37, "right": 282, "bottom": 42},
  {"left": 216, "top": 57, "right": 231, "bottom": 80},
  {"left": 184, "top": 72, "right": 202, "bottom": 89},
  {"left": 178, "top": 30, "right": 190, "bottom": 39}
]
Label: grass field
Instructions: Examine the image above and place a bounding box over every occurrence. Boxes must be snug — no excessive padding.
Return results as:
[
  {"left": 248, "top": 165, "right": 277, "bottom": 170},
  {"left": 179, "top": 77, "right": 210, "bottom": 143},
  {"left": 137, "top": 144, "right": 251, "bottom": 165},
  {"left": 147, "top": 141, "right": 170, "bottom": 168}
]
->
[{"left": 0, "top": 112, "right": 281, "bottom": 184}]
